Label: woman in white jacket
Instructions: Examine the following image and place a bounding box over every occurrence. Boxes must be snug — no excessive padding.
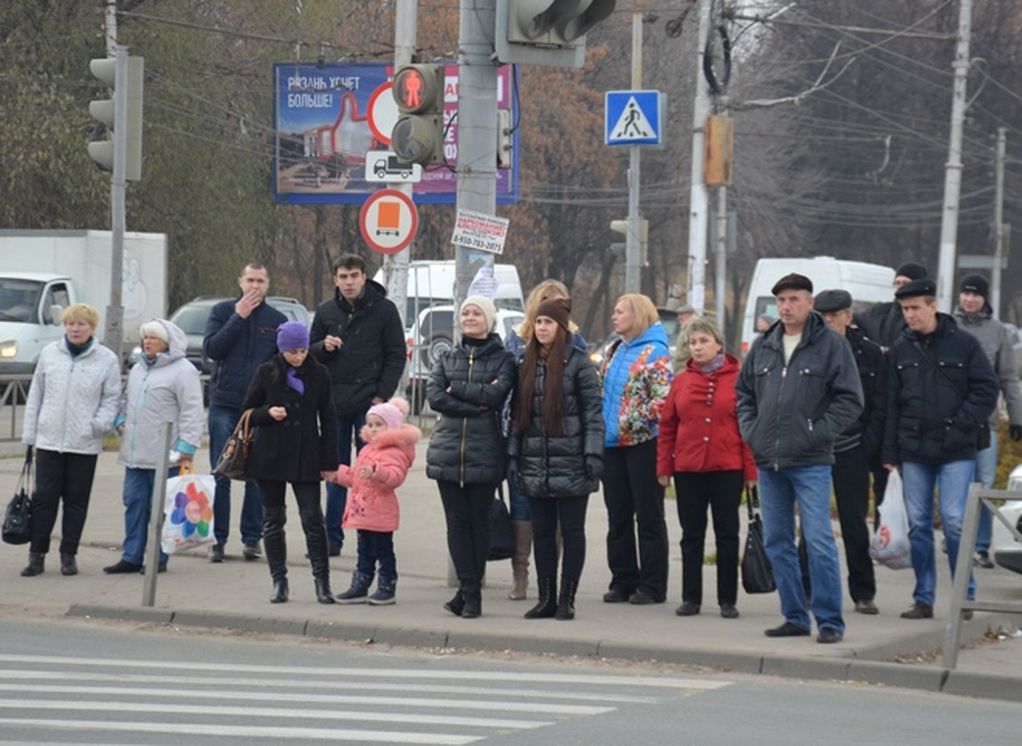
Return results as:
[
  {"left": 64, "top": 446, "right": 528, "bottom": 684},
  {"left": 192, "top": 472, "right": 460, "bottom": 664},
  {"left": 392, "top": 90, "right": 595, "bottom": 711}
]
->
[
  {"left": 20, "top": 304, "right": 121, "bottom": 577},
  {"left": 103, "top": 319, "right": 204, "bottom": 574}
]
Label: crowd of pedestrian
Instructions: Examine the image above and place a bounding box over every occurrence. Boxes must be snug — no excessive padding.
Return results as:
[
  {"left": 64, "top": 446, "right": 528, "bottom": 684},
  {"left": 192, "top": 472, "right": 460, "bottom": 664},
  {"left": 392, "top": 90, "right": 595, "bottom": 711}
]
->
[{"left": 15, "top": 258, "right": 1020, "bottom": 642}]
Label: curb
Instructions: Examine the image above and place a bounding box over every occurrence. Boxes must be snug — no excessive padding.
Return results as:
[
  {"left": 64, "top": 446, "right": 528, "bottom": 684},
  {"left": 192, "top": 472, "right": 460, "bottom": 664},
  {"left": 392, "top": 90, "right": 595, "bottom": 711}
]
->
[{"left": 65, "top": 603, "right": 1021, "bottom": 703}]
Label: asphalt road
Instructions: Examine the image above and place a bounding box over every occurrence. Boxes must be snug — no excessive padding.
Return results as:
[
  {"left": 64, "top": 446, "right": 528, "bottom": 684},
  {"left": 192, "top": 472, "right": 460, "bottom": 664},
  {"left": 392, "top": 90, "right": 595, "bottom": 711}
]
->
[{"left": 0, "top": 618, "right": 1019, "bottom": 745}]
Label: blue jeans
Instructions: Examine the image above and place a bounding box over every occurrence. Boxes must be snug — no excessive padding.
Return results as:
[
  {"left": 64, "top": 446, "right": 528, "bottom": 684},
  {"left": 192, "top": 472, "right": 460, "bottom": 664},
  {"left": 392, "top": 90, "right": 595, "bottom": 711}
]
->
[
  {"left": 355, "top": 529, "right": 397, "bottom": 582},
  {"left": 758, "top": 465, "right": 844, "bottom": 634},
  {"left": 902, "top": 460, "right": 976, "bottom": 605},
  {"left": 209, "top": 404, "right": 264, "bottom": 548},
  {"left": 325, "top": 409, "right": 368, "bottom": 547},
  {"left": 121, "top": 466, "right": 177, "bottom": 566},
  {"left": 973, "top": 427, "right": 997, "bottom": 552}
]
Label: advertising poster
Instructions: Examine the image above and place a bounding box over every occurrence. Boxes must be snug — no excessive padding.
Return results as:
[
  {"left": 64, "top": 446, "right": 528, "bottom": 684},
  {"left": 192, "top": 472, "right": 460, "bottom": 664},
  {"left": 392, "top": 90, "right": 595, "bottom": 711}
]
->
[{"left": 272, "top": 62, "right": 519, "bottom": 205}]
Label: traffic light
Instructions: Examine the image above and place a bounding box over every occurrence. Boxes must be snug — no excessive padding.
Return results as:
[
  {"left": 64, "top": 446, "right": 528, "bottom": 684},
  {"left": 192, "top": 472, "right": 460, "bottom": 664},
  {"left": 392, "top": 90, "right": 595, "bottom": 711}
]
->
[
  {"left": 390, "top": 64, "right": 445, "bottom": 165},
  {"left": 495, "top": 0, "right": 617, "bottom": 68},
  {"left": 88, "top": 52, "right": 144, "bottom": 181},
  {"left": 610, "top": 218, "right": 648, "bottom": 263}
]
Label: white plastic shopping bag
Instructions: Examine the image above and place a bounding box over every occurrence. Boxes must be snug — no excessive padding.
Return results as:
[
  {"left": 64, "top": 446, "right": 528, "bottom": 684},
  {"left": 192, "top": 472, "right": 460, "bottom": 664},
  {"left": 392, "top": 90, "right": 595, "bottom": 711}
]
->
[
  {"left": 161, "top": 472, "right": 216, "bottom": 555},
  {"left": 870, "top": 468, "right": 912, "bottom": 570}
]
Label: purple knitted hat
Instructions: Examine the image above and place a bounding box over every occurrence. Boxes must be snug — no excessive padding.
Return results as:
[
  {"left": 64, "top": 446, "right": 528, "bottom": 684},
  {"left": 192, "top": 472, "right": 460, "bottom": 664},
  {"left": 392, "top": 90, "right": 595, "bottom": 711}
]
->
[{"left": 276, "top": 321, "right": 309, "bottom": 352}]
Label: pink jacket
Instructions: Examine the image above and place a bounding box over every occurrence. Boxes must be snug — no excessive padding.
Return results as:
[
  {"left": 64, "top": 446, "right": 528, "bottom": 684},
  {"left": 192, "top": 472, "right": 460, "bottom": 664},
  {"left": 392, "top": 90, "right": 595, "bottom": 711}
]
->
[{"left": 336, "top": 423, "right": 420, "bottom": 533}]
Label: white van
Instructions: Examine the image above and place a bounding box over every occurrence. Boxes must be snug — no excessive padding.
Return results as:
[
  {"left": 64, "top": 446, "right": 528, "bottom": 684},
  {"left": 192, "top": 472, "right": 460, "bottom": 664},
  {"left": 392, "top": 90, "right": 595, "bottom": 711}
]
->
[{"left": 740, "top": 257, "right": 894, "bottom": 353}]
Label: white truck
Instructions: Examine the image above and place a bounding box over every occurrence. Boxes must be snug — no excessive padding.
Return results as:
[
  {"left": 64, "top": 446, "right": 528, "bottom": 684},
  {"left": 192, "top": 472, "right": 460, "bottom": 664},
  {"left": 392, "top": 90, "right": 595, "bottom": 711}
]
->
[{"left": 0, "top": 229, "right": 168, "bottom": 375}]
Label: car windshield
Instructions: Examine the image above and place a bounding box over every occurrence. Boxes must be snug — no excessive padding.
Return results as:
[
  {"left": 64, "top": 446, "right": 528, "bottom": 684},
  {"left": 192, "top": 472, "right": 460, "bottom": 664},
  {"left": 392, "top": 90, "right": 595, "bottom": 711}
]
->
[
  {"left": 170, "top": 304, "right": 213, "bottom": 335},
  {"left": 0, "top": 279, "right": 43, "bottom": 323}
]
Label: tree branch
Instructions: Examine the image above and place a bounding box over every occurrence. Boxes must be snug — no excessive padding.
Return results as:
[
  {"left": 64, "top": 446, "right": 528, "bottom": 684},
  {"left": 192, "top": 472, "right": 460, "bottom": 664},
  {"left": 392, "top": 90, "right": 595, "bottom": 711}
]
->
[{"left": 732, "top": 43, "right": 856, "bottom": 111}]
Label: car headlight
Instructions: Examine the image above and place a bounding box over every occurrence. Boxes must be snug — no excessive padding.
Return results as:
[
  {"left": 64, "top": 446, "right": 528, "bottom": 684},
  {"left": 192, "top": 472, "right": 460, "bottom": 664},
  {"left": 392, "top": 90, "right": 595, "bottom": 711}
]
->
[{"left": 0, "top": 340, "right": 16, "bottom": 358}]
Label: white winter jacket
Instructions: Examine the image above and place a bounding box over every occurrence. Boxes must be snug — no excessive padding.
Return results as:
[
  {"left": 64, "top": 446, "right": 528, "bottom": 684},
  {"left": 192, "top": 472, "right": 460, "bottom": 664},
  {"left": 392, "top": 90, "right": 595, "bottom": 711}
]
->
[
  {"left": 22, "top": 338, "right": 121, "bottom": 455},
  {"left": 118, "top": 320, "right": 204, "bottom": 469}
]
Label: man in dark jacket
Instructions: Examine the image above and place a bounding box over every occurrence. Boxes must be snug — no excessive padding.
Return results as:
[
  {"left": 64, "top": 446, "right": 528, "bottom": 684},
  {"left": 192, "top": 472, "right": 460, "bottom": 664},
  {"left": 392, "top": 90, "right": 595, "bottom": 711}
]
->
[
  {"left": 882, "top": 278, "right": 998, "bottom": 620},
  {"left": 736, "top": 273, "right": 863, "bottom": 644},
  {"left": 203, "top": 262, "right": 287, "bottom": 562},
  {"left": 310, "top": 254, "right": 406, "bottom": 554},
  {"left": 807, "top": 289, "right": 886, "bottom": 615},
  {"left": 857, "top": 261, "right": 928, "bottom": 349}
]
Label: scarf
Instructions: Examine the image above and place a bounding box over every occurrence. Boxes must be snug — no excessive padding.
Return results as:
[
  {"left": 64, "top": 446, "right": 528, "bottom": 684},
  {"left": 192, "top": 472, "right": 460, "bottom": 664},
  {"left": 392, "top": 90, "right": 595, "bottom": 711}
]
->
[
  {"left": 65, "top": 336, "right": 93, "bottom": 358},
  {"left": 696, "top": 353, "right": 726, "bottom": 376},
  {"left": 285, "top": 367, "right": 305, "bottom": 396}
]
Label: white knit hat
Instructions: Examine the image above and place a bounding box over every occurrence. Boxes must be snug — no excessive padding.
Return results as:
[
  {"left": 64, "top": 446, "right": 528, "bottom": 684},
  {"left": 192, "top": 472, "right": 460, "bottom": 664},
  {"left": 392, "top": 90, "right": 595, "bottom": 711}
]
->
[{"left": 461, "top": 295, "right": 497, "bottom": 333}]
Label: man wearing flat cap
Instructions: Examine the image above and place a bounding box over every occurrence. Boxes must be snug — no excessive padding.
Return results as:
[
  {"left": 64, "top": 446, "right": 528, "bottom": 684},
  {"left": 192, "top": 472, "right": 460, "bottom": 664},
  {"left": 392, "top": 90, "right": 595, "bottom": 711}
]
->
[
  {"left": 805, "top": 289, "right": 886, "bottom": 615},
  {"left": 858, "top": 261, "right": 928, "bottom": 349},
  {"left": 953, "top": 273, "right": 1022, "bottom": 569},
  {"left": 737, "top": 273, "right": 863, "bottom": 644},
  {"left": 882, "top": 278, "right": 998, "bottom": 620}
]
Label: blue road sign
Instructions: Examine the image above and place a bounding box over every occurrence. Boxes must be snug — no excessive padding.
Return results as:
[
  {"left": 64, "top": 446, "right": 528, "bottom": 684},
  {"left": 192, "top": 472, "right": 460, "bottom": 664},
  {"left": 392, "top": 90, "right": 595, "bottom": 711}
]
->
[{"left": 605, "top": 90, "right": 663, "bottom": 146}]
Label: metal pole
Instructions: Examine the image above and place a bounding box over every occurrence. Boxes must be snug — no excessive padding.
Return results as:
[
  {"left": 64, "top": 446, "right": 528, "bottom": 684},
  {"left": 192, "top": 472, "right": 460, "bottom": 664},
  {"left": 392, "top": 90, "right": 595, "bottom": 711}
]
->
[
  {"left": 104, "top": 45, "right": 127, "bottom": 367},
  {"left": 936, "top": 0, "right": 974, "bottom": 312},
  {"left": 105, "top": 0, "right": 117, "bottom": 56},
  {"left": 715, "top": 184, "right": 727, "bottom": 327},
  {"left": 686, "top": 0, "right": 713, "bottom": 313},
  {"left": 992, "top": 127, "right": 1006, "bottom": 319},
  {"left": 142, "top": 422, "right": 173, "bottom": 607},
  {"left": 625, "top": 11, "right": 643, "bottom": 294},
  {"left": 453, "top": 0, "right": 498, "bottom": 323},
  {"left": 384, "top": 0, "right": 417, "bottom": 339}
]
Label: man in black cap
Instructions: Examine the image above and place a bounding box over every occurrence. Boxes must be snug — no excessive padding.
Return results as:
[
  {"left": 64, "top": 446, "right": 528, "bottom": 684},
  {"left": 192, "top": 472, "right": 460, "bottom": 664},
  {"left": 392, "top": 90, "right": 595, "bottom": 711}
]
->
[
  {"left": 882, "top": 278, "right": 998, "bottom": 619},
  {"left": 737, "top": 273, "right": 863, "bottom": 643},
  {"left": 953, "top": 273, "right": 1022, "bottom": 568},
  {"left": 858, "top": 261, "right": 928, "bottom": 349},
  {"left": 802, "top": 289, "right": 885, "bottom": 615}
]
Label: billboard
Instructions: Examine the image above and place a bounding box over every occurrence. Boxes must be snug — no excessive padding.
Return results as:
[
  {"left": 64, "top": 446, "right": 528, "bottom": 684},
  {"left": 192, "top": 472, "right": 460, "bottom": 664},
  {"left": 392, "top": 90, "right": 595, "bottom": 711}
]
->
[{"left": 272, "top": 62, "right": 520, "bottom": 205}]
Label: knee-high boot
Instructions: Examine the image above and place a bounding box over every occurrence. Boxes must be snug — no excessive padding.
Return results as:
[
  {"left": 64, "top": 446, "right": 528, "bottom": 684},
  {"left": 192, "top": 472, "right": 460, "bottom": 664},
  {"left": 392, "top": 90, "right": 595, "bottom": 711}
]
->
[
  {"left": 508, "top": 521, "right": 532, "bottom": 600},
  {"left": 301, "top": 508, "right": 335, "bottom": 604},
  {"left": 263, "top": 506, "right": 288, "bottom": 603}
]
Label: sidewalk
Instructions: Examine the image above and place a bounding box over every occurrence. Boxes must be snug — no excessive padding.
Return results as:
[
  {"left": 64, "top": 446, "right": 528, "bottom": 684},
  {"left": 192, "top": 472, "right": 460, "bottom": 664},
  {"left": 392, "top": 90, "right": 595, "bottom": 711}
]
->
[{"left": 2, "top": 442, "right": 1021, "bottom": 703}]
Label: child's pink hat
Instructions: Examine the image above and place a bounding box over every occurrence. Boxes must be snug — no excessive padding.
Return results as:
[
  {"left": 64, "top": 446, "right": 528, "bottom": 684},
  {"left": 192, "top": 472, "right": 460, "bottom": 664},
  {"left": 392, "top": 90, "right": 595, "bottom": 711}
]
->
[{"left": 367, "top": 397, "right": 409, "bottom": 430}]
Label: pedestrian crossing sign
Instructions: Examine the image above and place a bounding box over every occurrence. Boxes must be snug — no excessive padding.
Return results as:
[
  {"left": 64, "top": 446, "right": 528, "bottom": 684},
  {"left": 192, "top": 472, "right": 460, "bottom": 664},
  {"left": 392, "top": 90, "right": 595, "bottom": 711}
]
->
[{"left": 605, "top": 90, "right": 664, "bottom": 146}]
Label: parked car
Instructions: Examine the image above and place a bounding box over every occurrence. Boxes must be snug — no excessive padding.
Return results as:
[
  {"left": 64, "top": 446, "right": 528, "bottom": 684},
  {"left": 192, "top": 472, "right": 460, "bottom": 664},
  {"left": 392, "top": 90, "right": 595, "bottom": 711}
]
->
[{"left": 993, "top": 464, "right": 1022, "bottom": 575}]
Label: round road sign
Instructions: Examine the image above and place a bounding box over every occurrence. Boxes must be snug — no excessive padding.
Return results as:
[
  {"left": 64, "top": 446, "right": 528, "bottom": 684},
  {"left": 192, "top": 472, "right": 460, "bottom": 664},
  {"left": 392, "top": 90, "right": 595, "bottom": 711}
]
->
[
  {"left": 359, "top": 188, "right": 419, "bottom": 255},
  {"left": 367, "top": 81, "right": 398, "bottom": 145}
]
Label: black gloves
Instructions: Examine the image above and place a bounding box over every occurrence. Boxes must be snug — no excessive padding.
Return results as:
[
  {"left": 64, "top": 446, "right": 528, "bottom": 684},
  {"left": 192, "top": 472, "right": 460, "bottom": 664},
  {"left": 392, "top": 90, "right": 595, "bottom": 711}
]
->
[
  {"left": 585, "top": 455, "right": 603, "bottom": 481},
  {"left": 1011, "top": 425, "right": 1022, "bottom": 442}
]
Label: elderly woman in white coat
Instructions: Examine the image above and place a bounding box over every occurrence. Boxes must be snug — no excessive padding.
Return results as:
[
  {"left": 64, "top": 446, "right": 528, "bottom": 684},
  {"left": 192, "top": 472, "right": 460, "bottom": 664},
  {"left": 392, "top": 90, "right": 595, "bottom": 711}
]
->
[
  {"left": 103, "top": 319, "right": 204, "bottom": 574},
  {"left": 20, "top": 304, "right": 121, "bottom": 577}
]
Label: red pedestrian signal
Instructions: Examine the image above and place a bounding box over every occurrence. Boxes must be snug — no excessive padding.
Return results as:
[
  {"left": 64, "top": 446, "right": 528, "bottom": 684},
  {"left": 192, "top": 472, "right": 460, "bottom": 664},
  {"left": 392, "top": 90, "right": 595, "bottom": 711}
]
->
[
  {"left": 393, "top": 65, "right": 443, "bottom": 114},
  {"left": 391, "top": 64, "right": 445, "bottom": 165}
]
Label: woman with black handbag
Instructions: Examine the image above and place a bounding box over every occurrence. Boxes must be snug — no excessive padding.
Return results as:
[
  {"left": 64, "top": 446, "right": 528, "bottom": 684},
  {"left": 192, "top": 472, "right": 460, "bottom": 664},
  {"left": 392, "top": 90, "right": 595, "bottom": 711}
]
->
[
  {"left": 509, "top": 298, "right": 604, "bottom": 621},
  {"left": 656, "top": 317, "right": 756, "bottom": 619}
]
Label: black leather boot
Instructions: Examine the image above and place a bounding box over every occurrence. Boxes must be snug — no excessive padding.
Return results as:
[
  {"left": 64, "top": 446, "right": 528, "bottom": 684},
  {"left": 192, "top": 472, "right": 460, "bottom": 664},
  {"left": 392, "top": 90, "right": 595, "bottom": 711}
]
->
[
  {"left": 263, "top": 506, "right": 288, "bottom": 603},
  {"left": 21, "top": 551, "right": 44, "bottom": 577},
  {"left": 555, "top": 578, "right": 578, "bottom": 621},
  {"left": 443, "top": 590, "right": 465, "bottom": 616},
  {"left": 301, "top": 509, "right": 334, "bottom": 604},
  {"left": 461, "top": 584, "right": 482, "bottom": 619},
  {"left": 59, "top": 552, "right": 78, "bottom": 576},
  {"left": 525, "top": 577, "right": 557, "bottom": 619}
]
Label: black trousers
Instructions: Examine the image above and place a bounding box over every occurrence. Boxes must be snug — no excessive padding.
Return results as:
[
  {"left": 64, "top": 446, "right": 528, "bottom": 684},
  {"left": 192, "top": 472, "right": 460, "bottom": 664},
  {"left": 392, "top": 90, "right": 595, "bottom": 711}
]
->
[
  {"left": 673, "top": 470, "right": 742, "bottom": 606},
  {"left": 800, "top": 445, "right": 877, "bottom": 602},
  {"left": 529, "top": 496, "right": 588, "bottom": 586},
  {"left": 437, "top": 480, "right": 495, "bottom": 590},
  {"left": 30, "top": 449, "right": 99, "bottom": 555},
  {"left": 602, "top": 440, "right": 669, "bottom": 600},
  {"left": 257, "top": 480, "right": 330, "bottom": 580}
]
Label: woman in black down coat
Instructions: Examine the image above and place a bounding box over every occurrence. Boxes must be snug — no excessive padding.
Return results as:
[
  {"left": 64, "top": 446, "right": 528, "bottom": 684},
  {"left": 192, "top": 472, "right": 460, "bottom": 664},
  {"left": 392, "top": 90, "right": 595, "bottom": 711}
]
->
[
  {"left": 509, "top": 298, "right": 604, "bottom": 621},
  {"left": 426, "top": 296, "right": 516, "bottom": 619},
  {"left": 242, "top": 322, "right": 338, "bottom": 605}
]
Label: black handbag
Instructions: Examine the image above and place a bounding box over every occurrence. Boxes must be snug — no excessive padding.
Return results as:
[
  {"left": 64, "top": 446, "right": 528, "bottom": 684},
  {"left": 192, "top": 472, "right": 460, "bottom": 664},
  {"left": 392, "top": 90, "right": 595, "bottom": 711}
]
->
[
  {"left": 213, "top": 409, "right": 255, "bottom": 481},
  {"left": 2, "top": 449, "right": 34, "bottom": 545},
  {"left": 487, "top": 484, "right": 514, "bottom": 561},
  {"left": 741, "top": 485, "right": 776, "bottom": 594}
]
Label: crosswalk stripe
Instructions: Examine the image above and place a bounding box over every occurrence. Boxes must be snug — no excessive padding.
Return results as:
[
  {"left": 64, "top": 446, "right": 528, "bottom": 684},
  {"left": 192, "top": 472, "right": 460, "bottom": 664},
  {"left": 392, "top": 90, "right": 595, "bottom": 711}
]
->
[
  {"left": 0, "top": 669, "right": 658, "bottom": 704},
  {"left": 0, "top": 718, "right": 481, "bottom": 744},
  {"left": 0, "top": 700, "right": 550, "bottom": 730},
  {"left": 0, "top": 654, "right": 729, "bottom": 690},
  {"left": 0, "top": 684, "right": 614, "bottom": 715}
]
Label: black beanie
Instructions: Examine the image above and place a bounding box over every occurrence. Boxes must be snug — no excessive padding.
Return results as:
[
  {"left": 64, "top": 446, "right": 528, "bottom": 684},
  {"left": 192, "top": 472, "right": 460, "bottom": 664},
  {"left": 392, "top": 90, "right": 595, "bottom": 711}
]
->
[
  {"left": 895, "top": 262, "right": 927, "bottom": 281},
  {"left": 959, "top": 273, "right": 989, "bottom": 300}
]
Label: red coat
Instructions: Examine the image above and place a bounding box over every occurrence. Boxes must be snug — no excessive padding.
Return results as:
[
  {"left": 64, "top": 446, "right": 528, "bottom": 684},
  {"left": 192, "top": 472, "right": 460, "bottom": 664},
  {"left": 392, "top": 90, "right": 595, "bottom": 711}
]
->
[
  {"left": 336, "top": 424, "right": 420, "bottom": 533},
  {"left": 656, "top": 354, "right": 756, "bottom": 481}
]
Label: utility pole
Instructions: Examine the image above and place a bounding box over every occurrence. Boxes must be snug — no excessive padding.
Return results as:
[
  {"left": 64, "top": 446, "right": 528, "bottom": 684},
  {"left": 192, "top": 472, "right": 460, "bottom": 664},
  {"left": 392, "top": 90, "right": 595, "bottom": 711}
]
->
[
  {"left": 383, "top": 0, "right": 417, "bottom": 332},
  {"left": 936, "top": 0, "right": 973, "bottom": 312},
  {"left": 686, "top": 0, "right": 713, "bottom": 313},
  {"left": 103, "top": 0, "right": 126, "bottom": 366},
  {"left": 714, "top": 169, "right": 727, "bottom": 327},
  {"left": 625, "top": 10, "right": 643, "bottom": 293},
  {"left": 992, "top": 126, "right": 1006, "bottom": 319},
  {"left": 453, "top": 0, "right": 499, "bottom": 321}
]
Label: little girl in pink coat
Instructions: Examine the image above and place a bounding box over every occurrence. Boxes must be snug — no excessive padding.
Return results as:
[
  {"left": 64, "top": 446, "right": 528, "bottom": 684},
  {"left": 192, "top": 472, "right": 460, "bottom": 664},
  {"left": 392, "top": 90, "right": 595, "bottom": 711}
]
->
[{"left": 331, "top": 397, "right": 420, "bottom": 605}]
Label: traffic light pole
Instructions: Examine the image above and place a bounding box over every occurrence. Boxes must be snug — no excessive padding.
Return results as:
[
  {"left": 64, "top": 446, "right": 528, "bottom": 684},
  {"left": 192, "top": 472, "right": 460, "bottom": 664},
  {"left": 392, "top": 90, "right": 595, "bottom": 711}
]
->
[
  {"left": 685, "top": 0, "right": 713, "bottom": 314},
  {"left": 104, "top": 45, "right": 128, "bottom": 366},
  {"left": 625, "top": 11, "right": 643, "bottom": 294},
  {"left": 453, "top": 0, "right": 499, "bottom": 323},
  {"left": 992, "top": 126, "right": 1006, "bottom": 319}
]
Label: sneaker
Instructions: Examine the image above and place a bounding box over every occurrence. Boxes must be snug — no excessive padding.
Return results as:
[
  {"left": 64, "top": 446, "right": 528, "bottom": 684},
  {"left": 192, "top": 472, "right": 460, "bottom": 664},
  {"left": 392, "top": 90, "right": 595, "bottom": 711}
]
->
[
  {"left": 764, "top": 621, "right": 811, "bottom": 637},
  {"left": 900, "top": 602, "right": 934, "bottom": 619},
  {"left": 628, "top": 589, "right": 663, "bottom": 605},
  {"left": 817, "top": 628, "right": 844, "bottom": 644},
  {"left": 973, "top": 550, "right": 995, "bottom": 569},
  {"left": 103, "top": 560, "right": 142, "bottom": 574},
  {"left": 602, "top": 588, "right": 632, "bottom": 603},
  {"left": 675, "top": 601, "right": 701, "bottom": 616},
  {"left": 208, "top": 544, "right": 225, "bottom": 563},
  {"left": 854, "top": 599, "right": 879, "bottom": 615},
  {"left": 242, "top": 541, "right": 262, "bottom": 561}
]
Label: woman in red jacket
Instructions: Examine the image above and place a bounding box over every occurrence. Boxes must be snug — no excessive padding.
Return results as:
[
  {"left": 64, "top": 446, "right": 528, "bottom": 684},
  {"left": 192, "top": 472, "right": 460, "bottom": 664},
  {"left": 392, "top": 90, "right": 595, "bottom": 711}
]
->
[{"left": 656, "top": 317, "right": 756, "bottom": 619}]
